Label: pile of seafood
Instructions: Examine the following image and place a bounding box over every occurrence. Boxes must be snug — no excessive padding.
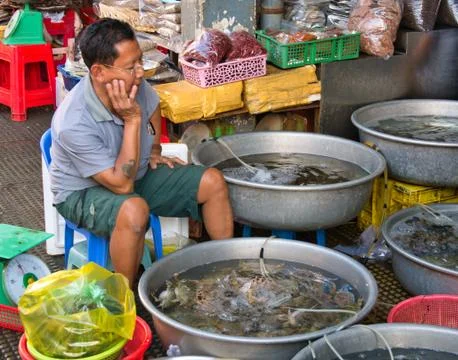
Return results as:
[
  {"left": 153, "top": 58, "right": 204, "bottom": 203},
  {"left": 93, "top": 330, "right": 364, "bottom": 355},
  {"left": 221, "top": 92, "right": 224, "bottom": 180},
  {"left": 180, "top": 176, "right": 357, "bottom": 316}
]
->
[{"left": 153, "top": 259, "right": 363, "bottom": 337}]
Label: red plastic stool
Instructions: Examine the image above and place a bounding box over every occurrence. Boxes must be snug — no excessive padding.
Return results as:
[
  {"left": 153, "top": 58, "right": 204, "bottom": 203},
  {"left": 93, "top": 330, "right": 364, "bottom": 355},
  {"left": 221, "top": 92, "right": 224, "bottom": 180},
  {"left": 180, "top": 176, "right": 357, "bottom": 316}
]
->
[
  {"left": 43, "top": 10, "right": 76, "bottom": 67},
  {"left": 0, "top": 42, "right": 56, "bottom": 121}
]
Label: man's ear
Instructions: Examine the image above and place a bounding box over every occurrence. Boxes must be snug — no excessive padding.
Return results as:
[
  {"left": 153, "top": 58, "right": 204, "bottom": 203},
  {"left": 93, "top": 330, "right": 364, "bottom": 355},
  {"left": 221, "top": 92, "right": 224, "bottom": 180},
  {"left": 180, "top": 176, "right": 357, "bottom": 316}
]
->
[{"left": 91, "top": 64, "right": 105, "bottom": 83}]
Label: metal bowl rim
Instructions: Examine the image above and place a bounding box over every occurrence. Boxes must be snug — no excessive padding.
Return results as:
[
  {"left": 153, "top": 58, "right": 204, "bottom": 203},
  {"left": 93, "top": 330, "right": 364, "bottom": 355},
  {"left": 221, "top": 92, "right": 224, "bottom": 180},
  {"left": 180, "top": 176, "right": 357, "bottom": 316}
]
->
[
  {"left": 193, "top": 132, "right": 386, "bottom": 191},
  {"left": 381, "top": 203, "right": 458, "bottom": 276},
  {"left": 351, "top": 99, "right": 458, "bottom": 148},
  {"left": 292, "top": 323, "right": 458, "bottom": 359},
  {"left": 138, "top": 238, "right": 378, "bottom": 345}
]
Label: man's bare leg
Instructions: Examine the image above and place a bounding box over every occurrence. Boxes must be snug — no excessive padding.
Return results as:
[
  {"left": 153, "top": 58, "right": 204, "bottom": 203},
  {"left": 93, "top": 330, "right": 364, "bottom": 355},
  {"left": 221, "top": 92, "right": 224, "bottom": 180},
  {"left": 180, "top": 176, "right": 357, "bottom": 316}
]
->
[
  {"left": 110, "top": 197, "right": 149, "bottom": 287},
  {"left": 197, "top": 168, "right": 234, "bottom": 239}
]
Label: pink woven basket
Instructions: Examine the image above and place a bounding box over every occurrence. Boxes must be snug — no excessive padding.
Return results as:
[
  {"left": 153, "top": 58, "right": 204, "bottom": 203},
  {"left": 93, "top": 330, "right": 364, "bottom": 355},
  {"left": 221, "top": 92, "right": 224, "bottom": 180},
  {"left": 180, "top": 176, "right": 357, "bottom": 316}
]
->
[
  {"left": 387, "top": 295, "right": 458, "bottom": 329},
  {"left": 180, "top": 54, "right": 267, "bottom": 88}
]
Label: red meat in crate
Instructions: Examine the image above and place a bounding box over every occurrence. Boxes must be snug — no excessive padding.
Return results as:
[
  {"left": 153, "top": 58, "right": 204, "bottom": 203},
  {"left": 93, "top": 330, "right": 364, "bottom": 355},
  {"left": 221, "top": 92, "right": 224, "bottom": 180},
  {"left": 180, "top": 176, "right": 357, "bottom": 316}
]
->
[{"left": 225, "top": 31, "right": 267, "bottom": 61}]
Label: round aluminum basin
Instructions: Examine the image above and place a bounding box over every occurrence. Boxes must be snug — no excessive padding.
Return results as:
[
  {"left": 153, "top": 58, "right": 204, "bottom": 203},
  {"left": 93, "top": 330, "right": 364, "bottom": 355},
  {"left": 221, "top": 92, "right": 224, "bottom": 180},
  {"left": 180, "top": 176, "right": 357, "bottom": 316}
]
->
[
  {"left": 381, "top": 203, "right": 458, "bottom": 295},
  {"left": 351, "top": 99, "right": 458, "bottom": 187},
  {"left": 192, "top": 132, "right": 385, "bottom": 231},
  {"left": 292, "top": 323, "right": 458, "bottom": 359},
  {"left": 138, "top": 238, "right": 378, "bottom": 360}
]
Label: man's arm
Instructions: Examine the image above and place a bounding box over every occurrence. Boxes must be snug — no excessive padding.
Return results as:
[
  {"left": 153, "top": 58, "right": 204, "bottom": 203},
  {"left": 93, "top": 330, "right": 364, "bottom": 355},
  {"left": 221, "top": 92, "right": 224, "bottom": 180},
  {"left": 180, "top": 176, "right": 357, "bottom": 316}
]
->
[
  {"left": 93, "top": 80, "right": 142, "bottom": 194},
  {"left": 150, "top": 106, "right": 162, "bottom": 158},
  {"left": 149, "top": 106, "right": 187, "bottom": 169}
]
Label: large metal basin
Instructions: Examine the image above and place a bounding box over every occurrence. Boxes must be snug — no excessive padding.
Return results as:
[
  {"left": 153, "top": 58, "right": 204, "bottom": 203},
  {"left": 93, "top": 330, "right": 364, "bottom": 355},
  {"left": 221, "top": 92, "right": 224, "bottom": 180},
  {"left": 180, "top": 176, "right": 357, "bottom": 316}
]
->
[
  {"left": 351, "top": 99, "right": 458, "bottom": 187},
  {"left": 381, "top": 203, "right": 458, "bottom": 295},
  {"left": 138, "top": 238, "right": 378, "bottom": 360},
  {"left": 192, "top": 132, "right": 385, "bottom": 231},
  {"left": 292, "top": 324, "right": 458, "bottom": 360}
]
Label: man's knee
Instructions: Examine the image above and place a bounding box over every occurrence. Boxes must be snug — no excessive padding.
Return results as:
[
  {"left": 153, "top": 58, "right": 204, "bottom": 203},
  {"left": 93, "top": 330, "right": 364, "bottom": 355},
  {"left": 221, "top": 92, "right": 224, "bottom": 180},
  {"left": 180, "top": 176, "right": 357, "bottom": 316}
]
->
[
  {"left": 201, "top": 168, "right": 228, "bottom": 192},
  {"left": 117, "top": 197, "right": 150, "bottom": 234}
]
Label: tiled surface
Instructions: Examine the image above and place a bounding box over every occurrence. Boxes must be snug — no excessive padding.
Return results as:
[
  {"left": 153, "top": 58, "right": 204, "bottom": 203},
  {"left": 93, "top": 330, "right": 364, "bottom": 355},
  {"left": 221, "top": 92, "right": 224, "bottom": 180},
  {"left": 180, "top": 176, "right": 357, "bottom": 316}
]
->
[{"left": 0, "top": 105, "right": 410, "bottom": 359}]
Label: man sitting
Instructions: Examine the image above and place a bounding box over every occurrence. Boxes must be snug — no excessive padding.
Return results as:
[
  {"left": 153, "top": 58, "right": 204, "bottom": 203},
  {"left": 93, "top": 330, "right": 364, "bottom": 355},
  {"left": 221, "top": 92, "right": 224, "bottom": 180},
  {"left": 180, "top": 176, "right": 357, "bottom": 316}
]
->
[{"left": 50, "top": 19, "right": 233, "bottom": 287}]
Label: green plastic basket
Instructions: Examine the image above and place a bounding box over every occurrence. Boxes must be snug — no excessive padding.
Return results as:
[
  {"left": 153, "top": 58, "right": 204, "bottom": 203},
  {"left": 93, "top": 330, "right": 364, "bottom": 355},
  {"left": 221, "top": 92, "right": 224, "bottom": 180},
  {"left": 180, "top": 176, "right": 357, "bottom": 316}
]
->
[
  {"left": 26, "top": 338, "right": 127, "bottom": 360},
  {"left": 256, "top": 30, "right": 360, "bottom": 69}
]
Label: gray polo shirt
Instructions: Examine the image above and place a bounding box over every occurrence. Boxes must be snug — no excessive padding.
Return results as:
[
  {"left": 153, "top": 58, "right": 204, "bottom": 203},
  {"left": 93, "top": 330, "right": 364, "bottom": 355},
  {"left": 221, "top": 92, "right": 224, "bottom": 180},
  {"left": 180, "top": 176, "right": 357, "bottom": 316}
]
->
[{"left": 50, "top": 76, "right": 159, "bottom": 204}]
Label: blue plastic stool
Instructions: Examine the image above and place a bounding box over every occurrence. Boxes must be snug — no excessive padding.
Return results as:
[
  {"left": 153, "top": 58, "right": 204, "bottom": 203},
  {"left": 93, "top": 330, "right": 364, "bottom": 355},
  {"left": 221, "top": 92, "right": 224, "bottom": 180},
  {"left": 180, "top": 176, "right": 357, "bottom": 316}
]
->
[
  {"left": 242, "top": 225, "right": 326, "bottom": 246},
  {"left": 65, "top": 216, "right": 160, "bottom": 270},
  {"left": 64, "top": 214, "right": 162, "bottom": 269},
  {"left": 40, "top": 128, "right": 164, "bottom": 269}
]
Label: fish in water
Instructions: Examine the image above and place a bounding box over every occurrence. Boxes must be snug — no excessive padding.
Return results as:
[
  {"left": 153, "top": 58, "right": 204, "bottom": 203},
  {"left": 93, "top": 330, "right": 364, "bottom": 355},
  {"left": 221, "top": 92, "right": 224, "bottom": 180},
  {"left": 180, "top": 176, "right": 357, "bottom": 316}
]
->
[
  {"left": 391, "top": 211, "right": 458, "bottom": 271},
  {"left": 217, "top": 153, "right": 368, "bottom": 186},
  {"left": 152, "top": 259, "right": 363, "bottom": 337}
]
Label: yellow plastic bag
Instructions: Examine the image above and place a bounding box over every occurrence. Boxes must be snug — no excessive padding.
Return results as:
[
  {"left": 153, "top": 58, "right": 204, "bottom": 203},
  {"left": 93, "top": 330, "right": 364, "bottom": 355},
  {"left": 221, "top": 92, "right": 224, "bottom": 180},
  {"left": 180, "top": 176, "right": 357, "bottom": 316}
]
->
[
  {"left": 243, "top": 65, "right": 321, "bottom": 114},
  {"left": 18, "top": 263, "right": 136, "bottom": 358},
  {"left": 154, "top": 80, "right": 244, "bottom": 123}
]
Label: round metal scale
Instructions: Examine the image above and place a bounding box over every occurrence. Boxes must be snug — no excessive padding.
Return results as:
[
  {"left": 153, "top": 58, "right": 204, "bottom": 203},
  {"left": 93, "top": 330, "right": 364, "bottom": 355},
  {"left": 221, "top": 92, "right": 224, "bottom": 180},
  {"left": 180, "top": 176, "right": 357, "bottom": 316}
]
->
[
  {"left": 0, "top": 224, "right": 53, "bottom": 305},
  {"left": 0, "top": 254, "right": 50, "bottom": 305}
]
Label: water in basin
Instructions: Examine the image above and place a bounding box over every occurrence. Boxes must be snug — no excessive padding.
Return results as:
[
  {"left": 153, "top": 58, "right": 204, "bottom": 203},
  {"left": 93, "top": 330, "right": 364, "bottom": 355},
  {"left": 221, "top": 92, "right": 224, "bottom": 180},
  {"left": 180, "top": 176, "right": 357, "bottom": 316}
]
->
[
  {"left": 367, "top": 115, "right": 458, "bottom": 143},
  {"left": 390, "top": 210, "right": 458, "bottom": 271},
  {"left": 333, "top": 348, "right": 458, "bottom": 360},
  {"left": 152, "top": 259, "right": 363, "bottom": 338},
  {"left": 216, "top": 153, "right": 369, "bottom": 186}
]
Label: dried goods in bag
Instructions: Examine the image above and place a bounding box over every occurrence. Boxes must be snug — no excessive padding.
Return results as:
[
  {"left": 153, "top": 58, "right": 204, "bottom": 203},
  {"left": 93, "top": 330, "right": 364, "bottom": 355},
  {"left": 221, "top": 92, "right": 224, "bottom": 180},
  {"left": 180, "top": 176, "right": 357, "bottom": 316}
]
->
[
  {"left": 157, "top": 19, "right": 181, "bottom": 33},
  {"left": 401, "top": 0, "right": 441, "bottom": 31},
  {"left": 225, "top": 31, "right": 267, "bottom": 61},
  {"left": 99, "top": 0, "right": 140, "bottom": 9},
  {"left": 182, "top": 29, "right": 232, "bottom": 66},
  {"left": 348, "top": 0, "right": 403, "bottom": 59}
]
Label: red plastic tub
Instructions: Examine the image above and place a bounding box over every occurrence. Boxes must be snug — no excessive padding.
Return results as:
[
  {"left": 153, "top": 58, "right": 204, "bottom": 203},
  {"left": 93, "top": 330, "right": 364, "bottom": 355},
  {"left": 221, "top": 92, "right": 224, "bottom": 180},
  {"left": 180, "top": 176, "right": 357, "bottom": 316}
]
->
[
  {"left": 122, "top": 316, "right": 153, "bottom": 360},
  {"left": 388, "top": 294, "right": 458, "bottom": 329},
  {"left": 18, "top": 316, "right": 153, "bottom": 360}
]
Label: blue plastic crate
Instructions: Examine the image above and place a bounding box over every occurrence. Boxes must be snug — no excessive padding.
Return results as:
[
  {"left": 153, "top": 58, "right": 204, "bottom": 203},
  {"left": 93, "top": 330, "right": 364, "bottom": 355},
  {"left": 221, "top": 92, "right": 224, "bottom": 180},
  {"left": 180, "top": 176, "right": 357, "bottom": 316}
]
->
[{"left": 57, "top": 65, "right": 81, "bottom": 91}]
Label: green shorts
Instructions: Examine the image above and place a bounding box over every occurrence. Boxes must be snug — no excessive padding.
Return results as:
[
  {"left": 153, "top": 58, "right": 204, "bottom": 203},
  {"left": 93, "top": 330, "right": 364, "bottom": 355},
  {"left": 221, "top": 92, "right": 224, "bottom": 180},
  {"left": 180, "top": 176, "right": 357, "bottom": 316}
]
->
[{"left": 56, "top": 164, "right": 206, "bottom": 238}]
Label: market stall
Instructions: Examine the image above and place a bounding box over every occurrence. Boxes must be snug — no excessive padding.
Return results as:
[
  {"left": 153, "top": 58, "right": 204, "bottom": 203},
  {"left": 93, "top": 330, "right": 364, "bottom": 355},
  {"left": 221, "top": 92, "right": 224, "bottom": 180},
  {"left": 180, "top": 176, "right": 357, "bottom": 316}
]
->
[{"left": 0, "top": 0, "right": 457, "bottom": 359}]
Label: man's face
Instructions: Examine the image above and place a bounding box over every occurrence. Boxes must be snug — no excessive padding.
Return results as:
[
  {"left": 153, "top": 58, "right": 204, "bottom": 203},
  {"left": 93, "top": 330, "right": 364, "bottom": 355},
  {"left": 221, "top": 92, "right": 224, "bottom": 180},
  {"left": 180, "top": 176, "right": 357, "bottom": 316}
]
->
[{"left": 101, "top": 39, "right": 144, "bottom": 92}]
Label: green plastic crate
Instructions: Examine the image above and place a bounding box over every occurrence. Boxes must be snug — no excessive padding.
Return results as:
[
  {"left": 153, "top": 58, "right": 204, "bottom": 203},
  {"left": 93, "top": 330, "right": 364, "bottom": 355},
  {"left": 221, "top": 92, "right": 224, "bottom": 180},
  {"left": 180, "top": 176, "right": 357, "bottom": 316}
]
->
[{"left": 256, "top": 30, "right": 360, "bottom": 69}]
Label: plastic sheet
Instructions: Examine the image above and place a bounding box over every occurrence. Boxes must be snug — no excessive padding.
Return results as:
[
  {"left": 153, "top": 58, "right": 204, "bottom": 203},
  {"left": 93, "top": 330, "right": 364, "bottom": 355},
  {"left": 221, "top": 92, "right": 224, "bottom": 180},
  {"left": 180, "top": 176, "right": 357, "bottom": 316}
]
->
[
  {"left": 334, "top": 226, "right": 392, "bottom": 261},
  {"left": 401, "top": 0, "right": 441, "bottom": 31},
  {"left": 243, "top": 65, "right": 321, "bottom": 114},
  {"left": 182, "top": 29, "right": 232, "bottom": 66},
  {"left": 225, "top": 31, "right": 267, "bottom": 61},
  {"left": 18, "top": 263, "right": 136, "bottom": 359},
  {"left": 327, "top": 0, "right": 358, "bottom": 29},
  {"left": 348, "top": 0, "right": 403, "bottom": 59},
  {"left": 154, "top": 80, "right": 244, "bottom": 123},
  {"left": 437, "top": 0, "right": 458, "bottom": 27}
]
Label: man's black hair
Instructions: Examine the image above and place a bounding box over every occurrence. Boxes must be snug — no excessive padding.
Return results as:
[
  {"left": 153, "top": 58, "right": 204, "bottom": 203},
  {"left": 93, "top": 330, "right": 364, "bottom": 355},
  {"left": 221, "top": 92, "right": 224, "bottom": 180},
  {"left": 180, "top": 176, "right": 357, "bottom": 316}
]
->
[{"left": 77, "top": 18, "right": 136, "bottom": 69}]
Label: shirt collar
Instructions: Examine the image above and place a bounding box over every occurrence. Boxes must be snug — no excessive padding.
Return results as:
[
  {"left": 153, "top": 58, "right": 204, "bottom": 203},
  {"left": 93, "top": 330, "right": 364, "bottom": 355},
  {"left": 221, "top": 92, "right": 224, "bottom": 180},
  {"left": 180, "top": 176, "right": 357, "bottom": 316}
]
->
[{"left": 83, "top": 76, "right": 123, "bottom": 125}]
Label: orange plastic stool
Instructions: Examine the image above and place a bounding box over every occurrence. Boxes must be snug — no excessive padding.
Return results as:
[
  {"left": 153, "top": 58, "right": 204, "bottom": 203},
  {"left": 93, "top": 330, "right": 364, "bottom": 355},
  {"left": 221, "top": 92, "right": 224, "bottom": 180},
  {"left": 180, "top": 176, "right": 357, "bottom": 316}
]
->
[{"left": 0, "top": 42, "right": 56, "bottom": 121}]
